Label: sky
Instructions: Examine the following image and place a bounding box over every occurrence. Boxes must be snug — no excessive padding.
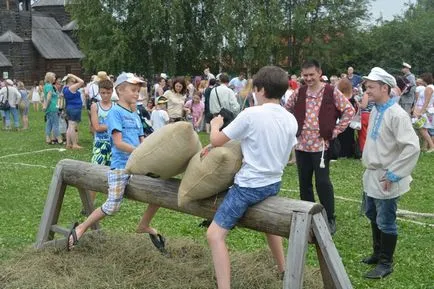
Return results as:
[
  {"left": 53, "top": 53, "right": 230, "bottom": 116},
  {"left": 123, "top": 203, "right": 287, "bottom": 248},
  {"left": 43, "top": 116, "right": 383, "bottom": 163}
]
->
[{"left": 370, "top": 0, "right": 415, "bottom": 22}]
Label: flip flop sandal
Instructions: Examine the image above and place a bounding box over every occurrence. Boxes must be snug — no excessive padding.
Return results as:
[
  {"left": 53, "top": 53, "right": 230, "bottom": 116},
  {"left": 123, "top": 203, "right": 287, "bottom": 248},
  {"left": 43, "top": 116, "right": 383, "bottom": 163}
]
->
[
  {"left": 66, "top": 222, "right": 79, "bottom": 251},
  {"left": 149, "top": 233, "right": 167, "bottom": 254}
]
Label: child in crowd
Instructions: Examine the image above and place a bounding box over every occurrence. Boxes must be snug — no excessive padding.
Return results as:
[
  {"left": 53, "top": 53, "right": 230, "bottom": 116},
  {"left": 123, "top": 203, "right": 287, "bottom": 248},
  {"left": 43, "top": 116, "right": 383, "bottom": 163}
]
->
[
  {"left": 87, "top": 79, "right": 115, "bottom": 205},
  {"left": 206, "top": 66, "right": 298, "bottom": 289},
  {"left": 184, "top": 91, "right": 205, "bottom": 132},
  {"left": 68, "top": 72, "right": 165, "bottom": 252},
  {"left": 150, "top": 96, "right": 169, "bottom": 131}
]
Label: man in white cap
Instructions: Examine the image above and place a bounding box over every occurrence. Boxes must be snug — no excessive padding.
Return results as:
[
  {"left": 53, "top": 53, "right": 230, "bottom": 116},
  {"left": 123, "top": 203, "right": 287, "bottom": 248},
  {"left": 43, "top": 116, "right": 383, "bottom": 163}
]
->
[
  {"left": 399, "top": 62, "right": 416, "bottom": 114},
  {"left": 0, "top": 79, "right": 21, "bottom": 130},
  {"left": 361, "top": 67, "right": 420, "bottom": 279}
]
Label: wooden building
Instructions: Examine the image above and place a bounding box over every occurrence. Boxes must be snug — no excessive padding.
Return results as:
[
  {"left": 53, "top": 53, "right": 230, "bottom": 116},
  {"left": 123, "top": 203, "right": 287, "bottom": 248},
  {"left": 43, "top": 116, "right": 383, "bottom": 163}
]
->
[{"left": 0, "top": 0, "right": 83, "bottom": 84}]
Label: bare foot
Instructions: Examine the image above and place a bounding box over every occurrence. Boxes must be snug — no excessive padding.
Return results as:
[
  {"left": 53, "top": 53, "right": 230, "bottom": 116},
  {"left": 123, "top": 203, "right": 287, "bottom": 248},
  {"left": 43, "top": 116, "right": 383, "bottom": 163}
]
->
[
  {"left": 136, "top": 227, "right": 158, "bottom": 235},
  {"left": 72, "top": 145, "right": 83, "bottom": 149}
]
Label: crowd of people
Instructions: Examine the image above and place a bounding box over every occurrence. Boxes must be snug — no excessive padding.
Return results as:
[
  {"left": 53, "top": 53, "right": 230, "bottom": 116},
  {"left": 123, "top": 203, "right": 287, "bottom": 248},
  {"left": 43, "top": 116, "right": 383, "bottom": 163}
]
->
[{"left": 0, "top": 60, "right": 430, "bottom": 287}]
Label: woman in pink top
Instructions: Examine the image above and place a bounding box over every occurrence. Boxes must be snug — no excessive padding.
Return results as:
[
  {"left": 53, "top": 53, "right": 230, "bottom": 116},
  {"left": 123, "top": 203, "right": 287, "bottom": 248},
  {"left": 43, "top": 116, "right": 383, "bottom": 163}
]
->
[{"left": 184, "top": 92, "right": 205, "bottom": 132}]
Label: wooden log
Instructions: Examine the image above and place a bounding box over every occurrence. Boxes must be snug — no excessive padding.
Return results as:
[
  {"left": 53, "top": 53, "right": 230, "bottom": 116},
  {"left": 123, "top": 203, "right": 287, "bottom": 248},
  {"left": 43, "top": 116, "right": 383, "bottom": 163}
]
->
[{"left": 58, "top": 159, "right": 323, "bottom": 238}]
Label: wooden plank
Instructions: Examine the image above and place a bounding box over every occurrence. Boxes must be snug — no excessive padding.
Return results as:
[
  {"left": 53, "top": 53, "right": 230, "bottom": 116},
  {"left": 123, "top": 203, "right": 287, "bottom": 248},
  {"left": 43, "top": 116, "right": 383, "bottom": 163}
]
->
[
  {"left": 78, "top": 188, "right": 100, "bottom": 230},
  {"left": 315, "top": 241, "right": 336, "bottom": 289},
  {"left": 284, "top": 212, "right": 311, "bottom": 289},
  {"left": 34, "top": 164, "right": 66, "bottom": 249},
  {"left": 50, "top": 225, "right": 69, "bottom": 236},
  {"left": 37, "top": 230, "right": 103, "bottom": 250},
  {"left": 58, "top": 159, "right": 324, "bottom": 238},
  {"left": 312, "top": 214, "right": 353, "bottom": 289}
]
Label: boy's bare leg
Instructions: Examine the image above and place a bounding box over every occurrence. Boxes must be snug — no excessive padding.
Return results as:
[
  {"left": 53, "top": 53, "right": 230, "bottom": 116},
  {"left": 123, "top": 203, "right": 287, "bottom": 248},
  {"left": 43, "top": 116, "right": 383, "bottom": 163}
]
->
[
  {"left": 207, "top": 221, "right": 231, "bottom": 289},
  {"left": 266, "top": 234, "right": 285, "bottom": 273},
  {"left": 68, "top": 207, "right": 106, "bottom": 247},
  {"left": 136, "top": 204, "right": 160, "bottom": 234}
]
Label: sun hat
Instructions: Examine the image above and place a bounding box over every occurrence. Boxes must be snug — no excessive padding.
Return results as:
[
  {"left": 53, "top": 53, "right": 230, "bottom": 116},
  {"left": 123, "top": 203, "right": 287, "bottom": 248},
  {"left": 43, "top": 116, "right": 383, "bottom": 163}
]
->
[
  {"left": 157, "top": 96, "right": 168, "bottom": 104},
  {"left": 363, "top": 67, "right": 397, "bottom": 88},
  {"left": 5, "top": 79, "right": 13, "bottom": 86},
  {"left": 114, "top": 72, "right": 144, "bottom": 88},
  {"left": 160, "top": 73, "right": 168, "bottom": 80},
  {"left": 95, "top": 71, "right": 109, "bottom": 82}
]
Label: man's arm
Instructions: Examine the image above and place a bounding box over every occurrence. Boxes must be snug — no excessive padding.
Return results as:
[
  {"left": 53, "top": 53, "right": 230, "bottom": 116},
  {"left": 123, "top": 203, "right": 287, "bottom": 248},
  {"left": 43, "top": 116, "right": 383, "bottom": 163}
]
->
[
  {"left": 332, "top": 90, "right": 355, "bottom": 138},
  {"left": 210, "top": 115, "right": 230, "bottom": 147},
  {"left": 385, "top": 113, "right": 420, "bottom": 184}
]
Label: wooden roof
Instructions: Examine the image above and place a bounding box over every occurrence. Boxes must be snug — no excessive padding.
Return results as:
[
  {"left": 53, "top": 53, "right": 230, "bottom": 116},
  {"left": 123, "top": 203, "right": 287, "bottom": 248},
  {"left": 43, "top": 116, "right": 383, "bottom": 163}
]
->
[
  {"left": 32, "top": 15, "right": 84, "bottom": 59},
  {"left": 0, "top": 52, "right": 12, "bottom": 67},
  {"left": 32, "top": 0, "right": 67, "bottom": 7},
  {"left": 0, "top": 30, "right": 24, "bottom": 43}
]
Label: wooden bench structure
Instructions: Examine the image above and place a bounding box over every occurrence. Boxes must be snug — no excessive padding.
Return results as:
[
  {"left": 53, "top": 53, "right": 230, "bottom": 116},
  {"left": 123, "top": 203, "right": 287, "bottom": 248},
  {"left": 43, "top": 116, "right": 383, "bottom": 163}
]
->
[{"left": 36, "top": 159, "right": 353, "bottom": 289}]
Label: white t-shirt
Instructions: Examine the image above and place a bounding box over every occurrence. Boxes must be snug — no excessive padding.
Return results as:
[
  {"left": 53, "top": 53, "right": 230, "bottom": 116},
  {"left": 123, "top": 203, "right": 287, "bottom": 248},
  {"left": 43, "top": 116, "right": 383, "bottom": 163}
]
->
[
  {"left": 223, "top": 103, "right": 298, "bottom": 188},
  {"left": 150, "top": 109, "right": 169, "bottom": 131},
  {"left": 89, "top": 82, "right": 101, "bottom": 101}
]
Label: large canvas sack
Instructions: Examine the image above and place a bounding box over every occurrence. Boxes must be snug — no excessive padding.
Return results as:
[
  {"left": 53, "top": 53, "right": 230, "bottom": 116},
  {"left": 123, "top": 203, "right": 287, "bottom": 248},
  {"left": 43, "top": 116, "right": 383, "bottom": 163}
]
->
[
  {"left": 126, "top": 122, "right": 202, "bottom": 179},
  {"left": 178, "top": 141, "right": 242, "bottom": 207}
]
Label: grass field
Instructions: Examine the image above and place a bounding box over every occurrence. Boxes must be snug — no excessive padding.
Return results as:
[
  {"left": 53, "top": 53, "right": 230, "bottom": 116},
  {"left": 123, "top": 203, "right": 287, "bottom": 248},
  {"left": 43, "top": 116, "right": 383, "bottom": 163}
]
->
[{"left": 0, "top": 107, "right": 433, "bottom": 288}]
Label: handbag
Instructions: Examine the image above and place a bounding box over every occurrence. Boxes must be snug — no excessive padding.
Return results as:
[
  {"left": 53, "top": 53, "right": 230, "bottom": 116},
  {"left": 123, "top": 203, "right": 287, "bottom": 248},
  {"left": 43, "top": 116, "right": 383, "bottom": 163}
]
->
[
  {"left": 349, "top": 108, "right": 361, "bottom": 130},
  {"left": 0, "top": 87, "right": 11, "bottom": 110},
  {"left": 214, "top": 87, "right": 235, "bottom": 130}
]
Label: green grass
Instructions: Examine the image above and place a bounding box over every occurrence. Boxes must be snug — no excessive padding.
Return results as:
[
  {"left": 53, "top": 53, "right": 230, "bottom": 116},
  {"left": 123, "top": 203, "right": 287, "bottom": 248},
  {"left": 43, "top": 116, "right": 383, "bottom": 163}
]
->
[{"left": 0, "top": 107, "right": 433, "bottom": 288}]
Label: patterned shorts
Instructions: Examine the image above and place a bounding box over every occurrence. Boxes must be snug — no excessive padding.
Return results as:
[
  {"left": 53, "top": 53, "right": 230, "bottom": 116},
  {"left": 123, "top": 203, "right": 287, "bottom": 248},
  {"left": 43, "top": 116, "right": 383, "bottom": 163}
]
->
[
  {"left": 213, "top": 182, "right": 281, "bottom": 230},
  {"left": 91, "top": 140, "right": 112, "bottom": 166},
  {"left": 101, "top": 169, "right": 130, "bottom": 215}
]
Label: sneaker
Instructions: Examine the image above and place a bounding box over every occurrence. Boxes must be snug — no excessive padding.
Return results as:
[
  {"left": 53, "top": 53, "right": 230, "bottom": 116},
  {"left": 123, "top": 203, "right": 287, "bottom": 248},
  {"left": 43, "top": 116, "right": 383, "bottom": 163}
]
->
[{"left": 328, "top": 218, "right": 336, "bottom": 236}]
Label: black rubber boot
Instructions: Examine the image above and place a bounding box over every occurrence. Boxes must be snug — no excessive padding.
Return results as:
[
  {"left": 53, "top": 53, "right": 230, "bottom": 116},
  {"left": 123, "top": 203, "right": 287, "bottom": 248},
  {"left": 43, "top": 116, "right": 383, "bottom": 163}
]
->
[
  {"left": 328, "top": 217, "right": 336, "bottom": 236},
  {"left": 362, "top": 222, "right": 381, "bottom": 264},
  {"left": 364, "top": 232, "right": 397, "bottom": 279}
]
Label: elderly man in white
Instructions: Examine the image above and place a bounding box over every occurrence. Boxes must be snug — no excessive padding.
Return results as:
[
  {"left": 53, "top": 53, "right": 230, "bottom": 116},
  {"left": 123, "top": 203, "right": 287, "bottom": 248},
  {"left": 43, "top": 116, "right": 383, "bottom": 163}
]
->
[{"left": 361, "top": 67, "right": 420, "bottom": 279}]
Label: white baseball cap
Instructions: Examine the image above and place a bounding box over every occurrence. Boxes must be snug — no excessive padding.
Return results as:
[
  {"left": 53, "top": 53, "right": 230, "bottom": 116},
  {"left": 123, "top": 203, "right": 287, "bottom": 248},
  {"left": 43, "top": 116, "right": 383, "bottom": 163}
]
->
[
  {"left": 363, "top": 67, "right": 397, "bottom": 88},
  {"left": 114, "top": 72, "right": 144, "bottom": 88},
  {"left": 402, "top": 62, "right": 411, "bottom": 69},
  {"left": 5, "top": 79, "right": 13, "bottom": 85}
]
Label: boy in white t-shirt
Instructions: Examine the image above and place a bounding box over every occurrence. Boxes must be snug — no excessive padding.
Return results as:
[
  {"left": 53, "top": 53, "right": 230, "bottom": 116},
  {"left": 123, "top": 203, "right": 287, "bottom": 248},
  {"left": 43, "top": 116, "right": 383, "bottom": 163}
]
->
[
  {"left": 150, "top": 96, "right": 169, "bottom": 131},
  {"left": 207, "top": 66, "right": 298, "bottom": 289}
]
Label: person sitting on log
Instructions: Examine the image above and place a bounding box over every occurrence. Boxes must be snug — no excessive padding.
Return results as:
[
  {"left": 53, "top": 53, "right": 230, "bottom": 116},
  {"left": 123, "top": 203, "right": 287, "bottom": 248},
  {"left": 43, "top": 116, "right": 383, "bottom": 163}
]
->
[
  {"left": 206, "top": 66, "right": 298, "bottom": 288},
  {"left": 68, "top": 72, "right": 166, "bottom": 253}
]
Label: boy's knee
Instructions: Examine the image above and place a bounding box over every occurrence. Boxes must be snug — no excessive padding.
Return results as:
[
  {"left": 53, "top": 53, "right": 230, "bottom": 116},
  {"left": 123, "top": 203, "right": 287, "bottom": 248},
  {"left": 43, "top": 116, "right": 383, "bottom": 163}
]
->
[
  {"left": 101, "top": 202, "right": 121, "bottom": 216},
  {"left": 207, "top": 225, "right": 225, "bottom": 244}
]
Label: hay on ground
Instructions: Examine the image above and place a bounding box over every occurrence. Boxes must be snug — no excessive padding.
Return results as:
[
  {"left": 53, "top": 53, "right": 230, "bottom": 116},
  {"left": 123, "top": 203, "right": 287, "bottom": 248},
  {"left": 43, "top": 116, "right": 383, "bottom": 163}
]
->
[{"left": 0, "top": 232, "right": 323, "bottom": 289}]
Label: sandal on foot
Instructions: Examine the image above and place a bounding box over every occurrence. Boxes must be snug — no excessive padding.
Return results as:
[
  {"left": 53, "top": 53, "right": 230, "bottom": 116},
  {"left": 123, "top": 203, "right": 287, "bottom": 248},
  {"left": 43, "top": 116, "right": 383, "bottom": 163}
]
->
[
  {"left": 149, "top": 233, "right": 167, "bottom": 254},
  {"left": 66, "top": 222, "right": 79, "bottom": 251}
]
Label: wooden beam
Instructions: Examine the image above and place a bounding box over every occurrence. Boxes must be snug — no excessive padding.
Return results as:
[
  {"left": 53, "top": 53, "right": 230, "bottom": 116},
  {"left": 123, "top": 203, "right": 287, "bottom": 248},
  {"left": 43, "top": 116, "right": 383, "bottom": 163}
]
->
[{"left": 58, "top": 159, "right": 323, "bottom": 238}]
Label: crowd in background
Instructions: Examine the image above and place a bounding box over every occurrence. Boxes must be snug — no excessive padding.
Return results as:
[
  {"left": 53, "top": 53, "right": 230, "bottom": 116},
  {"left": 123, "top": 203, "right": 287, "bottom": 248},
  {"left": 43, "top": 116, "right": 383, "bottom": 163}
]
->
[{"left": 0, "top": 62, "right": 433, "bottom": 156}]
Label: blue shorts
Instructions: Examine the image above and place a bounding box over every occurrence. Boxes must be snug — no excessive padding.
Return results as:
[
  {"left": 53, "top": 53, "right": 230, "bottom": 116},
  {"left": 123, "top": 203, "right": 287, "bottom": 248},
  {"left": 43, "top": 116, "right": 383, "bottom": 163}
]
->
[
  {"left": 101, "top": 169, "right": 130, "bottom": 215},
  {"left": 428, "top": 128, "right": 434, "bottom": 137},
  {"left": 214, "top": 182, "right": 281, "bottom": 230},
  {"left": 66, "top": 107, "right": 82, "bottom": 122}
]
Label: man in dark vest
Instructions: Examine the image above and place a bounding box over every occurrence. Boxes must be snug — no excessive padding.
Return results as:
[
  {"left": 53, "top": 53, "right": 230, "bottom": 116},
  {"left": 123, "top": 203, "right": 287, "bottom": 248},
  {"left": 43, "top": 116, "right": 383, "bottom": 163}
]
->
[{"left": 285, "top": 60, "right": 355, "bottom": 235}]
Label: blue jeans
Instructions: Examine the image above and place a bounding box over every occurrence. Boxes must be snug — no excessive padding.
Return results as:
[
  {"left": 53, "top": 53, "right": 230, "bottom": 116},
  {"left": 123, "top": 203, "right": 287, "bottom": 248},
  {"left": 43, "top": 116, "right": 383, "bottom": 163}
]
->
[
  {"left": 4, "top": 107, "right": 20, "bottom": 128},
  {"left": 214, "top": 182, "right": 281, "bottom": 230},
  {"left": 365, "top": 194, "right": 399, "bottom": 235},
  {"left": 45, "top": 111, "right": 60, "bottom": 138}
]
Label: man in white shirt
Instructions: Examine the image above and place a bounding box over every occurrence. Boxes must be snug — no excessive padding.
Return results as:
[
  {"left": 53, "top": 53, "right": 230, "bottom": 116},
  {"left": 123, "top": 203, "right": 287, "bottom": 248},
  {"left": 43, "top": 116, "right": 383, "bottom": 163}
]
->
[
  {"left": 204, "top": 67, "right": 215, "bottom": 81},
  {"left": 209, "top": 73, "right": 240, "bottom": 116},
  {"left": 229, "top": 72, "right": 247, "bottom": 94},
  {"left": 207, "top": 65, "right": 298, "bottom": 289},
  {"left": 0, "top": 79, "right": 21, "bottom": 130},
  {"left": 361, "top": 67, "right": 420, "bottom": 279}
]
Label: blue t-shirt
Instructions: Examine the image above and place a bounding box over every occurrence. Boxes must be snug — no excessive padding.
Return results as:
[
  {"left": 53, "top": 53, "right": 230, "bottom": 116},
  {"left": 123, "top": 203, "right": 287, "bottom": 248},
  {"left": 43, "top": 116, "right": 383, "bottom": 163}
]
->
[
  {"left": 95, "top": 102, "right": 114, "bottom": 142},
  {"left": 63, "top": 86, "right": 82, "bottom": 109},
  {"left": 107, "top": 104, "right": 144, "bottom": 169},
  {"left": 349, "top": 74, "right": 363, "bottom": 88}
]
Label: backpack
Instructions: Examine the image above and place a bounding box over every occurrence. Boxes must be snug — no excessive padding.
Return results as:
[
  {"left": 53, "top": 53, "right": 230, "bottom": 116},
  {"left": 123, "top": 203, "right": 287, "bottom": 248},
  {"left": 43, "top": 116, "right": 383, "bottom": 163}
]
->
[{"left": 0, "top": 87, "right": 11, "bottom": 110}]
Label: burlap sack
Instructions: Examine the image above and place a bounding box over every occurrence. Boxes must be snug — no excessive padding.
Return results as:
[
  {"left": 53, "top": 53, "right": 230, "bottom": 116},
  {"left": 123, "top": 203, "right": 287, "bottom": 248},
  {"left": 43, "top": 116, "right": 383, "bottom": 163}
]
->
[
  {"left": 125, "top": 122, "right": 202, "bottom": 179},
  {"left": 178, "top": 141, "right": 242, "bottom": 207}
]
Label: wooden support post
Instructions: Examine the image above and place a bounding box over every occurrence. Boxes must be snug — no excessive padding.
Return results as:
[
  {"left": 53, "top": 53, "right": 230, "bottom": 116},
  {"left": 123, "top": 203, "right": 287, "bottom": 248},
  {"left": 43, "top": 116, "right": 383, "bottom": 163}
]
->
[
  {"left": 312, "top": 213, "right": 353, "bottom": 289},
  {"left": 35, "top": 164, "right": 67, "bottom": 249},
  {"left": 78, "top": 188, "right": 100, "bottom": 230},
  {"left": 284, "top": 212, "right": 312, "bottom": 289}
]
